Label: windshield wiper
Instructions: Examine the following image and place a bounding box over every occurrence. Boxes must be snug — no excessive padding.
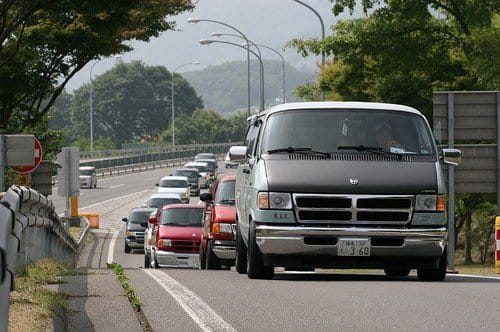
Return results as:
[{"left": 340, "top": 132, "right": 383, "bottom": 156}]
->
[
  {"left": 337, "top": 145, "right": 403, "bottom": 159},
  {"left": 218, "top": 199, "right": 235, "bottom": 204},
  {"left": 266, "top": 147, "right": 331, "bottom": 157}
]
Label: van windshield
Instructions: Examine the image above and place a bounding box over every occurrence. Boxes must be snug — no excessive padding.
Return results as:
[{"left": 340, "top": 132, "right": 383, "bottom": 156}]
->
[
  {"left": 80, "top": 169, "right": 94, "bottom": 176},
  {"left": 160, "top": 180, "right": 188, "bottom": 188},
  {"left": 262, "top": 110, "right": 435, "bottom": 156},
  {"left": 160, "top": 208, "right": 204, "bottom": 226}
]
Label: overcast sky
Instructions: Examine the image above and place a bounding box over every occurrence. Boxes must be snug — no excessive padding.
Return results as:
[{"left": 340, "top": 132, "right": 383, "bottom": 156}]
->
[{"left": 66, "top": 0, "right": 360, "bottom": 91}]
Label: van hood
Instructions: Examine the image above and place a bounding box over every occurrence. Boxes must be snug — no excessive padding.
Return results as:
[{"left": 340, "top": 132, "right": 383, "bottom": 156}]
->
[
  {"left": 213, "top": 205, "right": 236, "bottom": 223},
  {"left": 158, "top": 225, "right": 201, "bottom": 240},
  {"left": 264, "top": 158, "right": 437, "bottom": 195}
]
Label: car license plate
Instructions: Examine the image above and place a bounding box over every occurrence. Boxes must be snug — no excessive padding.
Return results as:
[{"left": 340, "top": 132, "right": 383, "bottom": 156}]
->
[{"left": 338, "top": 238, "right": 370, "bottom": 256}]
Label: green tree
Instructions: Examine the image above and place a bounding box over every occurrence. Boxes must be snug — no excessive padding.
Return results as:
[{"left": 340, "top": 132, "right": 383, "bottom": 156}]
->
[
  {"left": 289, "top": 0, "right": 499, "bottom": 117},
  {"left": 0, "top": 0, "right": 194, "bottom": 133},
  {"left": 48, "top": 90, "right": 72, "bottom": 130},
  {"left": 158, "top": 110, "right": 247, "bottom": 145},
  {"left": 71, "top": 61, "right": 203, "bottom": 147}
]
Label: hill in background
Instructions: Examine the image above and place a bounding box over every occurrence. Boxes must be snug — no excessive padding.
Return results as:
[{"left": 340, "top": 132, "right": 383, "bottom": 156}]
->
[{"left": 182, "top": 60, "right": 315, "bottom": 114}]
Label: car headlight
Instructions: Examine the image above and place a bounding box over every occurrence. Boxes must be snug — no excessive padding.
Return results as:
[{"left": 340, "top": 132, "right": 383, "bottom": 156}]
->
[
  {"left": 212, "top": 223, "right": 233, "bottom": 234},
  {"left": 257, "top": 192, "right": 292, "bottom": 210},
  {"left": 415, "top": 195, "right": 446, "bottom": 212},
  {"left": 160, "top": 239, "right": 172, "bottom": 247}
]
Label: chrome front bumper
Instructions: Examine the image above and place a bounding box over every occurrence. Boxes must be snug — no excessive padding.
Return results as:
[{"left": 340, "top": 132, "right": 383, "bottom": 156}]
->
[
  {"left": 212, "top": 240, "right": 236, "bottom": 260},
  {"left": 255, "top": 225, "right": 447, "bottom": 258},
  {"left": 154, "top": 250, "right": 199, "bottom": 268}
]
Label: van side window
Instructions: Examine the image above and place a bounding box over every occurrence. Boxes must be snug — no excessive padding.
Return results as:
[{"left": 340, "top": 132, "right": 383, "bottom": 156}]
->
[{"left": 244, "top": 125, "right": 259, "bottom": 156}]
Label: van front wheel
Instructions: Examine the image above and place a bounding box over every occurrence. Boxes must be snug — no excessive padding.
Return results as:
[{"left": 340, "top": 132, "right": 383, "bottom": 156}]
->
[
  {"left": 235, "top": 223, "right": 247, "bottom": 274},
  {"left": 247, "top": 220, "right": 274, "bottom": 280},
  {"left": 417, "top": 251, "right": 447, "bottom": 281}
]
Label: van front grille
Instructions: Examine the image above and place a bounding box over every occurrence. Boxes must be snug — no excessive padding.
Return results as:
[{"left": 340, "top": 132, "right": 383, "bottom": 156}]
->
[{"left": 293, "top": 194, "right": 413, "bottom": 225}]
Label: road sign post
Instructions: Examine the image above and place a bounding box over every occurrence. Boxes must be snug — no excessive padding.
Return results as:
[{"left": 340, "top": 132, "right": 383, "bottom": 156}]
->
[
  {"left": 0, "top": 135, "right": 36, "bottom": 192},
  {"left": 57, "top": 147, "right": 80, "bottom": 217}
]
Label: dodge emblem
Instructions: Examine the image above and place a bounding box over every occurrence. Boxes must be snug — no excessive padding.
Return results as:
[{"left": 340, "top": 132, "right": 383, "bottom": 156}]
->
[{"left": 349, "top": 178, "right": 359, "bottom": 185}]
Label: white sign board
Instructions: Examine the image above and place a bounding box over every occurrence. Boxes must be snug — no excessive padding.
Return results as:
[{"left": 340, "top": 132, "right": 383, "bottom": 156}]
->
[
  {"left": 5, "top": 135, "right": 35, "bottom": 167},
  {"left": 57, "top": 147, "right": 80, "bottom": 197}
]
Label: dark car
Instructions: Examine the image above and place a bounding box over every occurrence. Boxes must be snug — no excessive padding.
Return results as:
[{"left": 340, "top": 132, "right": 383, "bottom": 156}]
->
[
  {"left": 123, "top": 207, "right": 157, "bottom": 253},
  {"left": 172, "top": 168, "right": 201, "bottom": 196}
]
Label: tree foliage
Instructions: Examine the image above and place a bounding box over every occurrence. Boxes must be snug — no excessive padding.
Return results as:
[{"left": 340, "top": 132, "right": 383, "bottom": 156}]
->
[
  {"left": 0, "top": 0, "right": 194, "bottom": 133},
  {"left": 158, "top": 110, "right": 247, "bottom": 145},
  {"left": 70, "top": 61, "right": 203, "bottom": 147},
  {"left": 289, "top": 0, "right": 499, "bottom": 117}
]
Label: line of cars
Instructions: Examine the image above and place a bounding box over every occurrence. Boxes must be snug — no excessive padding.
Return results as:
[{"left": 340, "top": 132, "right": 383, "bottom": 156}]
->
[{"left": 121, "top": 153, "right": 238, "bottom": 270}]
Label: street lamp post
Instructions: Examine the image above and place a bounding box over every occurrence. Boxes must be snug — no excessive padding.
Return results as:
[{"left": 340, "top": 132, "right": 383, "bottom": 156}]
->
[
  {"left": 199, "top": 39, "right": 265, "bottom": 112},
  {"left": 254, "top": 44, "right": 286, "bottom": 103},
  {"left": 188, "top": 18, "right": 252, "bottom": 116},
  {"left": 171, "top": 61, "right": 200, "bottom": 146},
  {"left": 291, "top": 0, "right": 326, "bottom": 101},
  {"left": 89, "top": 55, "right": 122, "bottom": 152}
]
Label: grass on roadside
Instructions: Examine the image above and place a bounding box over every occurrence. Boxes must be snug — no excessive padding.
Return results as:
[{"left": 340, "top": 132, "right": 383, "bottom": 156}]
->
[
  {"left": 69, "top": 226, "right": 83, "bottom": 240},
  {"left": 107, "top": 262, "right": 142, "bottom": 310},
  {"left": 454, "top": 264, "right": 497, "bottom": 276},
  {"left": 9, "top": 258, "right": 83, "bottom": 332}
]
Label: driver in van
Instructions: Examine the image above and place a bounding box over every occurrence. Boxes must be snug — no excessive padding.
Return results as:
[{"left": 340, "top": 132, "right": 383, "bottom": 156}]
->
[{"left": 374, "top": 122, "right": 403, "bottom": 150}]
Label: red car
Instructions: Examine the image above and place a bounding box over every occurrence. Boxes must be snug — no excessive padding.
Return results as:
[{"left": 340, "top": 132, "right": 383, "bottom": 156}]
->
[
  {"left": 149, "top": 204, "right": 204, "bottom": 268},
  {"left": 199, "top": 175, "right": 236, "bottom": 269}
]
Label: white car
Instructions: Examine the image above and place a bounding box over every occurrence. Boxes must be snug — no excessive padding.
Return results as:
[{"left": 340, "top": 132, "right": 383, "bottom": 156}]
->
[
  {"left": 155, "top": 176, "right": 190, "bottom": 203},
  {"left": 143, "top": 192, "right": 183, "bottom": 209},
  {"left": 79, "top": 166, "right": 97, "bottom": 188},
  {"left": 184, "top": 162, "right": 210, "bottom": 188}
]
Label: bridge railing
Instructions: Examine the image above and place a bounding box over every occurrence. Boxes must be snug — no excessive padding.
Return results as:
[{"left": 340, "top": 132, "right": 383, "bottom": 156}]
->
[{"left": 0, "top": 186, "right": 88, "bottom": 332}]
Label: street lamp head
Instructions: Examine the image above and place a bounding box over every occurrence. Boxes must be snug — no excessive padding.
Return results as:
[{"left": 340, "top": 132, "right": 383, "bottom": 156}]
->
[
  {"left": 192, "top": 61, "right": 201, "bottom": 65},
  {"left": 198, "top": 39, "right": 213, "bottom": 45},
  {"left": 211, "top": 32, "right": 223, "bottom": 37},
  {"left": 241, "top": 42, "right": 250, "bottom": 48},
  {"left": 187, "top": 17, "right": 201, "bottom": 24}
]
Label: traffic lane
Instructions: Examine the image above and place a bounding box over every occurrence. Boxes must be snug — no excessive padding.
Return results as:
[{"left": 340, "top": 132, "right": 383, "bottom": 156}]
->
[
  {"left": 50, "top": 166, "right": 175, "bottom": 213},
  {"left": 151, "top": 268, "right": 500, "bottom": 332}
]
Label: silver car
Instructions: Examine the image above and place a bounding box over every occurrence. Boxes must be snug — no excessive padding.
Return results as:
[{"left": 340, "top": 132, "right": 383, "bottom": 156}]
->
[{"left": 79, "top": 166, "right": 97, "bottom": 188}]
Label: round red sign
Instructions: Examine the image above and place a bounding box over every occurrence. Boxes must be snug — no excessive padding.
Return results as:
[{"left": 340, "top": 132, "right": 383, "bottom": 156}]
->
[{"left": 11, "top": 138, "right": 43, "bottom": 174}]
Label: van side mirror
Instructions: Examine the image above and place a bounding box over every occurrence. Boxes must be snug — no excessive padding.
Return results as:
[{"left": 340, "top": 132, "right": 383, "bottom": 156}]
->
[
  {"left": 442, "top": 148, "right": 462, "bottom": 166},
  {"left": 229, "top": 146, "right": 248, "bottom": 163},
  {"left": 148, "top": 216, "right": 158, "bottom": 224},
  {"left": 200, "top": 193, "right": 213, "bottom": 202},
  {"left": 155, "top": 183, "right": 159, "bottom": 187},
  {"left": 122, "top": 218, "right": 128, "bottom": 222}
]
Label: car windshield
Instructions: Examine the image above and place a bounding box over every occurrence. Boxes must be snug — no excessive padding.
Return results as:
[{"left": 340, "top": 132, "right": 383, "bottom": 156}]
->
[
  {"left": 128, "top": 211, "right": 152, "bottom": 224},
  {"left": 80, "top": 169, "right": 94, "bottom": 176},
  {"left": 186, "top": 165, "right": 207, "bottom": 173},
  {"left": 195, "top": 153, "right": 215, "bottom": 160},
  {"left": 160, "top": 208, "right": 204, "bottom": 226},
  {"left": 262, "top": 110, "right": 435, "bottom": 156},
  {"left": 148, "top": 198, "right": 181, "bottom": 208},
  {"left": 215, "top": 181, "right": 235, "bottom": 205},
  {"left": 173, "top": 170, "right": 198, "bottom": 178},
  {"left": 160, "top": 180, "right": 188, "bottom": 188}
]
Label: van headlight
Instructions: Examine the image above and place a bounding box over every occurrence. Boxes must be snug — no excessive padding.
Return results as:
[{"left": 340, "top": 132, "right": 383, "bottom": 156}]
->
[
  {"left": 257, "top": 192, "right": 292, "bottom": 210},
  {"left": 415, "top": 195, "right": 446, "bottom": 212},
  {"left": 160, "top": 239, "right": 172, "bottom": 247}
]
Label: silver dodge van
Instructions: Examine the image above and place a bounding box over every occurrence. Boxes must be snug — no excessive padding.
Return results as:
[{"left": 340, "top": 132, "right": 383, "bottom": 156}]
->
[{"left": 230, "top": 102, "right": 461, "bottom": 281}]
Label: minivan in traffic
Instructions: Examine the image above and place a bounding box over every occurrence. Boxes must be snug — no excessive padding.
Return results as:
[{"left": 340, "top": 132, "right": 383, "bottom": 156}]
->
[{"left": 230, "top": 102, "right": 461, "bottom": 281}]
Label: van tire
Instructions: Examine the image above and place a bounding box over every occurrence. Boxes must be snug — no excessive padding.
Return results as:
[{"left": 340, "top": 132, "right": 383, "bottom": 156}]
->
[
  {"left": 384, "top": 268, "right": 410, "bottom": 277},
  {"left": 235, "top": 224, "right": 247, "bottom": 274},
  {"left": 144, "top": 253, "right": 150, "bottom": 269},
  {"left": 247, "top": 220, "right": 274, "bottom": 280},
  {"left": 124, "top": 242, "right": 131, "bottom": 253},
  {"left": 206, "top": 241, "right": 222, "bottom": 270},
  {"left": 417, "top": 251, "right": 447, "bottom": 281},
  {"left": 199, "top": 244, "right": 207, "bottom": 270}
]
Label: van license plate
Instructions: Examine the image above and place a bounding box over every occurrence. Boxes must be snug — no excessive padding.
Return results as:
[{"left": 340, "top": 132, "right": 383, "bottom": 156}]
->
[{"left": 338, "top": 238, "right": 370, "bottom": 256}]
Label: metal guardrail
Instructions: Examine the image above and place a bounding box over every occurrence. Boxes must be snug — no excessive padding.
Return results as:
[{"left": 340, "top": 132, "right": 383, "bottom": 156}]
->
[
  {"left": 0, "top": 186, "right": 83, "bottom": 332},
  {"left": 79, "top": 142, "right": 239, "bottom": 161}
]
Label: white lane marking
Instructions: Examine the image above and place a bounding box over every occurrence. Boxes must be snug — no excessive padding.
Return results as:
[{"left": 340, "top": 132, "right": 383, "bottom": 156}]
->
[
  {"left": 450, "top": 274, "right": 500, "bottom": 280},
  {"left": 144, "top": 269, "right": 237, "bottom": 332},
  {"left": 109, "top": 184, "right": 125, "bottom": 189},
  {"left": 107, "top": 222, "right": 124, "bottom": 264},
  {"left": 79, "top": 189, "right": 149, "bottom": 210}
]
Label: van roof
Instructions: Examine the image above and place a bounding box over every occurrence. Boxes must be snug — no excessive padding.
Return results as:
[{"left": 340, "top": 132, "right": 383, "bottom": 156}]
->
[
  {"left": 150, "top": 193, "right": 182, "bottom": 199},
  {"left": 159, "top": 175, "right": 189, "bottom": 181},
  {"left": 260, "top": 102, "right": 424, "bottom": 117}
]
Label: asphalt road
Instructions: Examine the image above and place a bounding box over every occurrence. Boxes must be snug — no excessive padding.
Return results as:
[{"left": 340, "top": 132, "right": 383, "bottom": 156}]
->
[{"left": 69, "top": 163, "right": 500, "bottom": 332}]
